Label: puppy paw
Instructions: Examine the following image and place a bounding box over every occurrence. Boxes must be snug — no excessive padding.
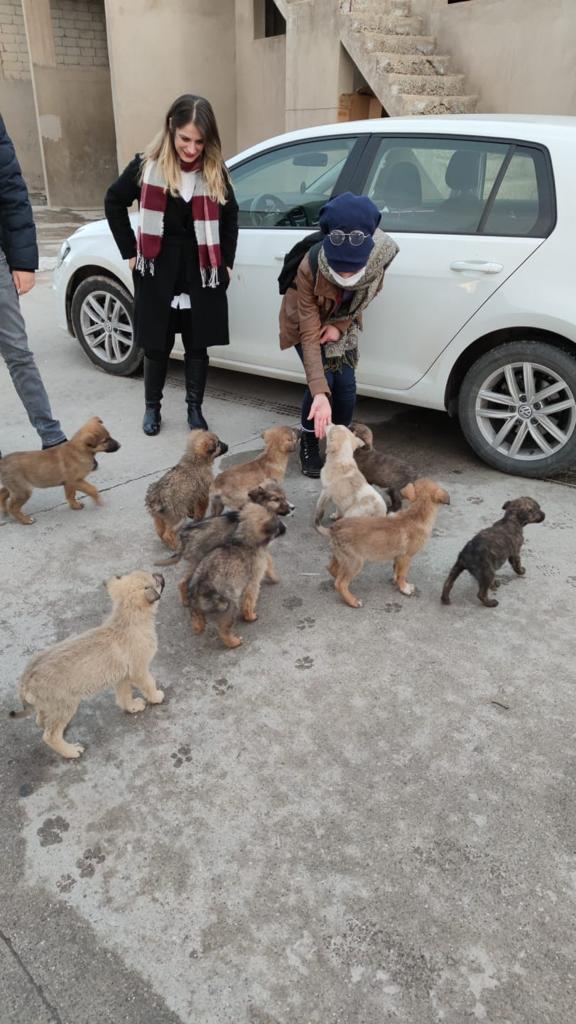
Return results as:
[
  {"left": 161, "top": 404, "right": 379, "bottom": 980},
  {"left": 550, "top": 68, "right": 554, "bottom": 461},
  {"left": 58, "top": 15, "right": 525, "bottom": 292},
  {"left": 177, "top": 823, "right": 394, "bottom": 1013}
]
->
[
  {"left": 223, "top": 635, "right": 243, "bottom": 649},
  {"left": 399, "top": 582, "right": 415, "bottom": 597},
  {"left": 481, "top": 598, "right": 499, "bottom": 608},
  {"left": 18, "top": 515, "right": 36, "bottom": 525},
  {"left": 243, "top": 610, "right": 258, "bottom": 622},
  {"left": 70, "top": 501, "right": 84, "bottom": 510},
  {"left": 63, "top": 742, "right": 85, "bottom": 759},
  {"left": 125, "top": 698, "right": 146, "bottom": 713},
  {"left": 149, "top": 689, "right": 165, "bottom": 704}
]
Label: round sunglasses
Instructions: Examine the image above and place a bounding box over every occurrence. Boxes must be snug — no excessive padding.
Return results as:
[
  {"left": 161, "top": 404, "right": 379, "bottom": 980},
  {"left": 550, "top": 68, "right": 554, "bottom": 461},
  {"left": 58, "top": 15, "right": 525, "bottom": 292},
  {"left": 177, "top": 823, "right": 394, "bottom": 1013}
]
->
[{"left": 328, "top": 229, "right": 371, "bottom": 247}]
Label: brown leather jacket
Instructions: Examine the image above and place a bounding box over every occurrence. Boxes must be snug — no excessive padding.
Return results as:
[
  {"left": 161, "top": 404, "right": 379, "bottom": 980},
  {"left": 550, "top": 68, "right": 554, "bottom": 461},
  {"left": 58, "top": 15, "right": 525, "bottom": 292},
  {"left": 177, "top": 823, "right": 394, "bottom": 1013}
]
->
[{"left": 279, "top": 253, "right": 384, "bottom": 397}]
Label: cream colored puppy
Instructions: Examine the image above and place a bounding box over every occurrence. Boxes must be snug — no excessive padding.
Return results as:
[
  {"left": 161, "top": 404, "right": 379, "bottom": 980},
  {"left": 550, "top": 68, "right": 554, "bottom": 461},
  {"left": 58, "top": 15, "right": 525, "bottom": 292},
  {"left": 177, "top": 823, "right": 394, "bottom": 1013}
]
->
[
  {"left": 314, "top": 424, "right": 389, "bottom": 527},
  {"left": 10, "top": 571, "right": 165, "bottom": 759}
]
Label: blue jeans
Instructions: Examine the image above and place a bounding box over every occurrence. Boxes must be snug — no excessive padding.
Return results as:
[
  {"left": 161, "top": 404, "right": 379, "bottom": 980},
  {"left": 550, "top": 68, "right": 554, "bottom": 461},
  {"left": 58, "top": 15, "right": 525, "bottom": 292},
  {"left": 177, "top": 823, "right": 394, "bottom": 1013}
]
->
[
  {"left": 296, "top": 344, "right": 356, "bottom": 431},
  {"left": 0, "top": 251, "right": 65, "bottom": 447}
]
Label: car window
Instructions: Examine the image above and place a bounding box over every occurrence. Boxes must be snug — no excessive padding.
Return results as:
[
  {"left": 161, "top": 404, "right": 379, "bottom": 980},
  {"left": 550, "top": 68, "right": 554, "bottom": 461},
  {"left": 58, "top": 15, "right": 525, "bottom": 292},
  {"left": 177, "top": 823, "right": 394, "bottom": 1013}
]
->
[
  {"left": 364, "top": 137, "right": 511, "bottom": 234},
  {"left": 480, "top": 148, "right": 545, "bottom": 236},
  {"left": 229, "top": 136, "right": 358, "bottom": 229}
]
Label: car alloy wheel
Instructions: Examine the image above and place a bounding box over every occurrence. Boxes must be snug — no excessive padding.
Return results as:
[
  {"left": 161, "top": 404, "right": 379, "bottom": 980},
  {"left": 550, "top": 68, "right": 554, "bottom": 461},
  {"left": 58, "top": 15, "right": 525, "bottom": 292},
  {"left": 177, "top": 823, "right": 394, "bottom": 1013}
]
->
[
  {"left": 475, "top": 361, "right": 576, "bottom": 461},
  {"left": 79, "top": 289, "right": 133, "bottom": 366}
]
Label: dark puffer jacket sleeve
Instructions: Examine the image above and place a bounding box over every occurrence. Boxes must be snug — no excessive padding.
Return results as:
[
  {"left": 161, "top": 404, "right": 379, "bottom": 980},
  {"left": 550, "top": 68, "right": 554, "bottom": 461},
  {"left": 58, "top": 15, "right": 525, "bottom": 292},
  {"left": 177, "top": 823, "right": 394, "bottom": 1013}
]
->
[
  {"left": 0, "top": 115, "right": 38, "bottom": 271},
  {"left": 104, "top": 154, "right": 141, "bottom": 260}
]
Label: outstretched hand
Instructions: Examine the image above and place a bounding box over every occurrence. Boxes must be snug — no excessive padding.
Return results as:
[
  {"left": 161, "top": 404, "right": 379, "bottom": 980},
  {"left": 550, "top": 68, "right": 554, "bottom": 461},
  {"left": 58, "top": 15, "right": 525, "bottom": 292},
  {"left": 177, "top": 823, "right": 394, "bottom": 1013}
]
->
[{"left": 310, "top": 393, "right": 332, "bottom": 439}]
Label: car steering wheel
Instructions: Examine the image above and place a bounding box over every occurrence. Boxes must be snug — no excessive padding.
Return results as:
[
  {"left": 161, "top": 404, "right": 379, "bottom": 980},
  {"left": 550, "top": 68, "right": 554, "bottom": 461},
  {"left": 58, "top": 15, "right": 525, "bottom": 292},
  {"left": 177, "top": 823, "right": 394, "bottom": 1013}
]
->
[{"left": 249, "top": 193, "right": 287, "bottom": 226}]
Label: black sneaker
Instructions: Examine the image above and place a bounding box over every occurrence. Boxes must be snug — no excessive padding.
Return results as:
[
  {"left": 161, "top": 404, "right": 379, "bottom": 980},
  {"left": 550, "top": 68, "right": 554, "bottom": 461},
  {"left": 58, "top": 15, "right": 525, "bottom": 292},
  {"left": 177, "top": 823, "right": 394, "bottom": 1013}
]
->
[{"left": 299, "top": 432, "right": 323, "bottom": 478}]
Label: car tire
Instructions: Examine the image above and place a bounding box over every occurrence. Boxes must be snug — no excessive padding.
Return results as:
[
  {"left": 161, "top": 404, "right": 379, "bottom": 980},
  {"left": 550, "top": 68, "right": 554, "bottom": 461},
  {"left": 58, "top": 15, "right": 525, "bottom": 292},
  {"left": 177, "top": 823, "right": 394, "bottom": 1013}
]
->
[
  {"left": 458, "top": 340, "right": 576, "bottom": 477},
  {"left": 70, "top": 275, "right": 142, "bottom": 376}
]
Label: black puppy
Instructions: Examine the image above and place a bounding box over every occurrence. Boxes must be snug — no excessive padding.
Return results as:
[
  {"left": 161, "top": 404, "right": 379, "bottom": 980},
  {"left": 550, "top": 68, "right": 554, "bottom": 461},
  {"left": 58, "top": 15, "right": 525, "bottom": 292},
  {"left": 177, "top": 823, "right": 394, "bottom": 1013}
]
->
[{"left": 441, "top": 497, "right": 545, "bottom": 608}]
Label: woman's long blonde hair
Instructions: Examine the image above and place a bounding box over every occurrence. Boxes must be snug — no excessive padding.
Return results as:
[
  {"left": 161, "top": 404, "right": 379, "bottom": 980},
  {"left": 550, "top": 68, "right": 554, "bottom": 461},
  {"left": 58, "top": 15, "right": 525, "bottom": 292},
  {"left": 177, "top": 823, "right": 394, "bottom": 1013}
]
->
[{"left": 141, "top": 94, "right": 228, "bottom": 204}]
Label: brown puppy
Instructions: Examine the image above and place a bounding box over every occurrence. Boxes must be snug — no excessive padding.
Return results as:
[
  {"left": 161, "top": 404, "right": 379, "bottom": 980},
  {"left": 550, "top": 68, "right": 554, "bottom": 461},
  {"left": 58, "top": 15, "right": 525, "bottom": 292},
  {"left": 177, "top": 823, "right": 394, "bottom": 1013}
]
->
[
  {"left": 145, "top": 429, "right": 228, "bottom": 549},
  {"left": 157, "top": 479, "right": 294, "bottom": 604},
  {"left": 10, "top": 571, "right": 165, "bottom": 759},
  {"left": 188, "top": 503, "right": 287, "bottom": 648},
  {"left": 209, "top": 426, "right": 297, "bottom": 514},
  {"left": 314, "top": 424, "right": 388, "bottom": 525},
  {"left": 316, "top": 478, "right": 450, "bottom": 607},
  {"left": 351, "top": 422, "right": 417, "bottom": 513},
  {"left": 441, "top": 496, "right": 545, "bottom": 608},
  {"left": 0, "top": 416, "right": 120, "bottom": 525}
]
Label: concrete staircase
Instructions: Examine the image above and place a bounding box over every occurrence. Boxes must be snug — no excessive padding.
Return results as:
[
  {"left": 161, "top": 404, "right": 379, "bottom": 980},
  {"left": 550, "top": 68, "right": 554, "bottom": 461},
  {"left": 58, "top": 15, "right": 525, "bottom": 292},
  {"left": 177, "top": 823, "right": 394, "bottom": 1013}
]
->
[{"left": 339, "top": 0, "right": 477, "bottom": 116}]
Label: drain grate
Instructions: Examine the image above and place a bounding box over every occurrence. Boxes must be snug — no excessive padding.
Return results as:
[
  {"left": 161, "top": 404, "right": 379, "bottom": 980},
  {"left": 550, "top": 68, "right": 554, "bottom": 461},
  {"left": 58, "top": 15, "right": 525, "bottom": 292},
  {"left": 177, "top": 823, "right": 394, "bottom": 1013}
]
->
[{"left": 166, "top": 375, "right": 300, "bottom": 418}]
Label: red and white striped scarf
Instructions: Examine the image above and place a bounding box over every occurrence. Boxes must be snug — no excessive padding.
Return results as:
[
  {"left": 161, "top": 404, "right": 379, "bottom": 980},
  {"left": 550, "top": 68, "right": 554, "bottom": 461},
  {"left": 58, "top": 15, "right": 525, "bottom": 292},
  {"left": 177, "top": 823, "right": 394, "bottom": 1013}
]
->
[{"left": 136, "top": 156, "right": 221, "bottom": 288}]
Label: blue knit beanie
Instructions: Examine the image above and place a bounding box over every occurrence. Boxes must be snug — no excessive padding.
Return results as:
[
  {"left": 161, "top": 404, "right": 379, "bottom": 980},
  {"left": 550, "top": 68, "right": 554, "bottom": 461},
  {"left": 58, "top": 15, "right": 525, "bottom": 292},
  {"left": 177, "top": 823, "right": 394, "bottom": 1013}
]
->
[{"left": 319, "top": 192, "right": 381, "bottom": 272}]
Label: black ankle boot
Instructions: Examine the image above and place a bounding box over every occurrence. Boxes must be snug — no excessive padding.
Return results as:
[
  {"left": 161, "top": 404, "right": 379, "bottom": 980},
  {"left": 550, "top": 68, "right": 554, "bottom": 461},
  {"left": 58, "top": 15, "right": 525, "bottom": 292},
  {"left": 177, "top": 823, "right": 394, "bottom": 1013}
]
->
[
  {"left": 184, "top": 355, "right": 209, "bottom": 430},
  {"left": 143, "top": 405, "right": 161, "bottom": 436},
  {"left": 299, "top": 431, "right": 323, "bottom": 478},
  {"left": 143, "top": 356, "right": 168, "bottom": 436}
]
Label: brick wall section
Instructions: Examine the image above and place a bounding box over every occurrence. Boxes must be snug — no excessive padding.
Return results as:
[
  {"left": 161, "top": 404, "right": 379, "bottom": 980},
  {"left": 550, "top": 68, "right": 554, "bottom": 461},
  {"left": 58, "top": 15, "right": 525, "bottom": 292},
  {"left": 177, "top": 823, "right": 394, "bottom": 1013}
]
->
[
  {"left": 0, "top": 0, "right": 31, "bottom": 80},
  {"left": 51, "top": 0, "right": 109, "bottom": 67}
]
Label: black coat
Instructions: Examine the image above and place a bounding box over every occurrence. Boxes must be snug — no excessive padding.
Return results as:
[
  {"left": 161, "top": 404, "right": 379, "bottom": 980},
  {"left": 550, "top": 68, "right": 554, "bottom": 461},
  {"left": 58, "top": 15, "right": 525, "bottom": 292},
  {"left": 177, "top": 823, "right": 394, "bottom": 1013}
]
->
[
  {"left": 0, "top": 115, "right": 38, "bottom": 271},
  {"left": 104, "top": 155, "right": 239, "bottom": 355}
]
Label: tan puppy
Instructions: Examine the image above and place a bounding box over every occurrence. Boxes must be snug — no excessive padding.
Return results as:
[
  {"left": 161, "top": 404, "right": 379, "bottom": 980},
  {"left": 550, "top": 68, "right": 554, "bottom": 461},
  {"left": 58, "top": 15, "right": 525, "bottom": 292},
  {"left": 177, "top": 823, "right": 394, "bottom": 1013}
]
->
[
  {"left": 145, "top": 430, "right": 227, "bottom": 549},
  {"left": 0, "top": 416, "right": 120, "bottom": 525},
  {"left": 156, "top": 479, "right": 294, "bottom": 604},
  {"left": 9, "top": 571, "right": 165, "bottom": 759},
  {"left": 316, "top": 478, "right": 450, "bottom": 607},
  {"left": 314, "top": 424, "right": 388, "bottom": 527},
  {"left": 188, "top": 503, "right": 287, "bottom": 648},
  {"left": 351, "top": 422, "right": 417, "bottom": 512},
  {"left": 209, "top": 426, "right": 297, "bottom": 514}
]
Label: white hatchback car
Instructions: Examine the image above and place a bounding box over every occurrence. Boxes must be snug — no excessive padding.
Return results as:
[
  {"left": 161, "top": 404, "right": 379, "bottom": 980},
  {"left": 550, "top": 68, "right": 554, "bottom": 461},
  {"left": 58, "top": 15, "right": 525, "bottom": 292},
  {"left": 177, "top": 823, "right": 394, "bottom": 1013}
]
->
[{"left": 54, "top": 113, "right": 576, "bottom": 477}]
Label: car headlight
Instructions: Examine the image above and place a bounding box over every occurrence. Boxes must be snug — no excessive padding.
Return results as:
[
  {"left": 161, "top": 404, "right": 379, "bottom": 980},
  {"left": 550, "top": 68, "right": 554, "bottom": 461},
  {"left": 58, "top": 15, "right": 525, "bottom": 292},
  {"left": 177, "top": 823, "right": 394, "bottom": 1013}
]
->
[{"left": 56, "top": 241, "right": 71, "bottom": 269}]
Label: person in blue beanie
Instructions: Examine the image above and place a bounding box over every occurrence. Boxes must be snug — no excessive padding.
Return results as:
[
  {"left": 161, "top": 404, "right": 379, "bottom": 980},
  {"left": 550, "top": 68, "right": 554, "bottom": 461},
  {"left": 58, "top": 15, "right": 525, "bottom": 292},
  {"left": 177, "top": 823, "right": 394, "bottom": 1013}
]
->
[{"left": 279, "top": 192, "right": 398, "bottom": 476}]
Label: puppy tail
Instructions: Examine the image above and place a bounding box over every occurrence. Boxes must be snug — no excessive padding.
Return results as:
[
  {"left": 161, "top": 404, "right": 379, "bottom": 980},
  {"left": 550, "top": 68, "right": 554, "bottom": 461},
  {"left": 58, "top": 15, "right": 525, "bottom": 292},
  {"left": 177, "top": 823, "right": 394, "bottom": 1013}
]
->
[
  {"left": 9, "top": 699, "right": 34, "bottom": 719},
  {"left": 154, "top": 552, "right": 181, "bottom": 567},
  {"left": 314, "top": 521, "right": 331, "bottom": 538}
]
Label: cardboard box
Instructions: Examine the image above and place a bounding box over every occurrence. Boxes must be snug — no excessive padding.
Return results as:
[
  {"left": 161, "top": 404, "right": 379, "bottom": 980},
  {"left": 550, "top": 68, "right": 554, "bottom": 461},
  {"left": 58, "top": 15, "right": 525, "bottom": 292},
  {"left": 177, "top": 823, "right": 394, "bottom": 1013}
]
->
[{"left": 338, "top": 92, "right": 382, "bottom": 121}]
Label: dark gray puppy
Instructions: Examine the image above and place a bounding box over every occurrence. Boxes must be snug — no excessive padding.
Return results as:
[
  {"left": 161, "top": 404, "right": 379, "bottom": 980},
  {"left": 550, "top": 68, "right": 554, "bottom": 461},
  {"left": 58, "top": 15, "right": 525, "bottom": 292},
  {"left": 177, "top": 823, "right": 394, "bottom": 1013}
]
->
[
  {"left": 441, "top": 497, "right": 545, "bottom": 608},
  {"left": 351, "top": 422, "right": 417, "bottom": 512}
]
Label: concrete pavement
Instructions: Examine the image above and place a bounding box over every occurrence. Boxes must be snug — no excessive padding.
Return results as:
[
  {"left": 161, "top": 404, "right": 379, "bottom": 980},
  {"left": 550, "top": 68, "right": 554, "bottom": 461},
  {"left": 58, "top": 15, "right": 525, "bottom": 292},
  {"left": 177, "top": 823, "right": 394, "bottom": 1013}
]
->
[{"left": 1, "top": 275, "right": 576, "bottom": 1023}]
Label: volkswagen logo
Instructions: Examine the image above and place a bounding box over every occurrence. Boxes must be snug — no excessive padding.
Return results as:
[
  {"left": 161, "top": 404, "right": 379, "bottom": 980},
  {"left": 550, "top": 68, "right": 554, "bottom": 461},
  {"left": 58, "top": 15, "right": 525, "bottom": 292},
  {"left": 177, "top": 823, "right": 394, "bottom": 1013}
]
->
[{"left": 518, "top": 403, "right": 532, "bottom": 420}]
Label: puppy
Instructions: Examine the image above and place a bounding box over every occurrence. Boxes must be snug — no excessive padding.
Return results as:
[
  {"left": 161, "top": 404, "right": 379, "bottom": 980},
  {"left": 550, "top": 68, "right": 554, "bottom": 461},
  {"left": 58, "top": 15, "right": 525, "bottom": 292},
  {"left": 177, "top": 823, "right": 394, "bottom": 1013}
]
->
[
  {"left": 210, "top": 426, "right": 297, "bottom": 514},
  {"left": 188, "top": 503, "right": 286, "bottom": 648},
  {"left": 316, "top": 478, "right": 450, "bottom": 607},
  {"left": 351, "top": 422, "right": 417, "bottom": 512},
  {"left": 157, "top": 479, "right": 294, "bottom": 604},
  {"left": 314, "top": 424, "right": 388, "bottom": 526},
  {"left": 441, "top": 497, "right": 545, "bottom": 608},
  {"left": 145, "top": 429, "right": 227, "bottom": 549},
  {"left": 0, "top": 416, "right": 120, "bottom": 525},
  {"left": 9, "top": 571, "right": 165, "bottom": 759}
]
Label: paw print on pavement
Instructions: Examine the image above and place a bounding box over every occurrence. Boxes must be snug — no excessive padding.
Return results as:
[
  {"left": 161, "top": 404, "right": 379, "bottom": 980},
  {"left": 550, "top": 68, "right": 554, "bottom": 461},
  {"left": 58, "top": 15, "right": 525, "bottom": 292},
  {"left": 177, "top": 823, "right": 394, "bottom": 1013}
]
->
[
  {"left": 76, "top": 844, "right": 106, "bottom": 878},
  {"left": 213, "top": 677, "right": 233, "bottom": 696},
  {"left": 37, "top": 816, "right": 69, "bottom": 847},
  {"left": 282, "top": 595, "right": 303, "bottom": 610},
  {"left": 56, "top": 874, "right": 77, "bottom": 894},
  {"left": 384, "top": 602, "right": 403, "bottom": 613},
  {"left": 295, "top": 656, "right": 314, "bottom": 670},
  {"left": 171, "top": 744, "right": 193, "bottom": 768},
  {"left": 466, "top": 496, "right": 484, "bottom": 505},
  {"left": 296, "top": 617, "right": 316, "bottom": 631}
]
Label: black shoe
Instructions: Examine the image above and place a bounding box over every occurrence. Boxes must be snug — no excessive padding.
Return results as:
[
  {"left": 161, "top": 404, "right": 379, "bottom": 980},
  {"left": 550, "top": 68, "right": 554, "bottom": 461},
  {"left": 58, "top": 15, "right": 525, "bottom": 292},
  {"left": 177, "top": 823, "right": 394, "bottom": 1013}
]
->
[
  {"left": 143, "top": 405, "right": 161, "bottom": 436},
  {"left": 299, "top": 432, "right": 323, "bottom": 478},
  {"left": 185, "top": 356, "right": 209, "bottom": 431}
]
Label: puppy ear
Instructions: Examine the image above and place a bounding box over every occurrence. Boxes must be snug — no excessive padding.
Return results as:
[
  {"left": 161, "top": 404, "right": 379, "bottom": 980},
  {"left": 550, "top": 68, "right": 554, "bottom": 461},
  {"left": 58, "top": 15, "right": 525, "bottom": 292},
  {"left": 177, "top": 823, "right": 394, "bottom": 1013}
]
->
[
  {"left": 144, "top": 585, "right": 161, "bottom": 603},
  {"left": 502, "top": 500, "right": 511, "bottom": 510},
  {"left": 248, "top": 485, "right": 266, "bottom": 502},
  {"left": 352, "top": 435, "right": 365, "bottom": 450},
  {"left": 436, "top": 487, "right": 450, "bottom": 505},
  {"left": 401, "top": 482, "right": 416, "bottom": 502}
]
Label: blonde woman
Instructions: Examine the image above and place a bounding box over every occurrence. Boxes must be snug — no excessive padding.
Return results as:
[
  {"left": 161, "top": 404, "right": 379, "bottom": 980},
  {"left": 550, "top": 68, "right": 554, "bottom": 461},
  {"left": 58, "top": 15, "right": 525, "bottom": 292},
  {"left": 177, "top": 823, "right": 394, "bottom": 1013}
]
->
[{"left": 105, "top": 95, "right": 239, "bottom": 435}]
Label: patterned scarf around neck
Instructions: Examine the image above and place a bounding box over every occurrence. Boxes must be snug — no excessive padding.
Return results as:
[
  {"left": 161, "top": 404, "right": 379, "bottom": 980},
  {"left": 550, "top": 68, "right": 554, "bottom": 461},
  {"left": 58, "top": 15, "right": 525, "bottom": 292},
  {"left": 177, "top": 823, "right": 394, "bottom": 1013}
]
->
[
  {"left": 318, "top": 228, "right": 399, "bottom": 372},
  {"left": 136, "top": 156, "right": 221, "bottom": 287}
]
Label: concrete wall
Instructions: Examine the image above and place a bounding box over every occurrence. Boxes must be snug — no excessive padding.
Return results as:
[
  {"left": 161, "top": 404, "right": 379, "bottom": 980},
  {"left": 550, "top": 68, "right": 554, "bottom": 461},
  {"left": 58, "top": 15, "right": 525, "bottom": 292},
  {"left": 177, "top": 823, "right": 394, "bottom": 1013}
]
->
[
  {"left": 0, "top": 0, "right": 43, "bottom": 191},
  {"left": 283, "top": 0, "right": 344, "bottom": 131},
  {"left": 104, "top": 0, "right": 237, "bottom": 171},
  {"left": 235, "top": 0, "right": 286, "bottom": 150},
  {"left": 411, "top": 0, "right": 576, "bottom": 114}
]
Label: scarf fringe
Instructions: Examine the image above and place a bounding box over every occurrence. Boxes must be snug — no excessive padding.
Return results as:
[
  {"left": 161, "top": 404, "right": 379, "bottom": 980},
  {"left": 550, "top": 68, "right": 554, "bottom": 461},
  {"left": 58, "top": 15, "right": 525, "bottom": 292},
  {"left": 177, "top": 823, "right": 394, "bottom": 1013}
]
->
[
  {"left": 136, "top": 252, "right": 155, "bottom": 277},
  {"left": 201, "top": 265, "right": 220, "bottom": 289}
]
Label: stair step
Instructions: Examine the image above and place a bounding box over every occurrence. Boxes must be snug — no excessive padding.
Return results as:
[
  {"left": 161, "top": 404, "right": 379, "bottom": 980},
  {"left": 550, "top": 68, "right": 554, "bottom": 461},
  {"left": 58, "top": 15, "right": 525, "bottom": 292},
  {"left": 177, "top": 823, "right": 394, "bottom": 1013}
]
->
[
  {"left": 343, "top": 0, "right": 412, "bottom": 14},
  {"left": 387, "top": 71, "right": 466, "bottom": 96},
  {"left": 396, "top": 92, "right": 478, "bottom": 115},
  {"left": 360, "top": 31, "right": 437, "bottom": 54},
  {"left": 350, "top": 12, "right": 424, "bottom": 34},
  {"left": 377, "top": 52, "right": 455, "bottom": 75}
]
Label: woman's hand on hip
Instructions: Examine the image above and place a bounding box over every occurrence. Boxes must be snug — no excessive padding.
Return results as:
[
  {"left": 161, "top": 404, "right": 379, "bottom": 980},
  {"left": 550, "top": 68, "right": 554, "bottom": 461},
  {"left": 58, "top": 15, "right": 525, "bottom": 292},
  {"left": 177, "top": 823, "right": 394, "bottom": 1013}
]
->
[
  {"left": 310, "top": 393, "right": 332, "bottom": 439},
  {"left": 128, "top": 256, "right": 136, "bottom": 271},
  {"left": 319, "top": 325, "right": 341, "bottom": 345}
]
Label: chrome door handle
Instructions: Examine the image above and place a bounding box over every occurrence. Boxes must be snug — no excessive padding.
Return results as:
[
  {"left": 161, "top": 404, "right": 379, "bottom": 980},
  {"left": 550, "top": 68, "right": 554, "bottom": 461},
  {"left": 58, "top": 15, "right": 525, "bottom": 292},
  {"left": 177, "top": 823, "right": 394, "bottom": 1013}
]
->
[{"left": 450, "top": 260, "right": 503, "bottom": 274}]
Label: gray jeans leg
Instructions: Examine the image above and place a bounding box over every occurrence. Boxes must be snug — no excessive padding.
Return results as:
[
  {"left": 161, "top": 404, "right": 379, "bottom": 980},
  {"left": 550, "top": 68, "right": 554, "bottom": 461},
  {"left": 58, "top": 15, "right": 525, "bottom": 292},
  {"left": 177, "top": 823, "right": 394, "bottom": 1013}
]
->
[{"left": 0, "top": 254, "right": 66, "bottom": 447}]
